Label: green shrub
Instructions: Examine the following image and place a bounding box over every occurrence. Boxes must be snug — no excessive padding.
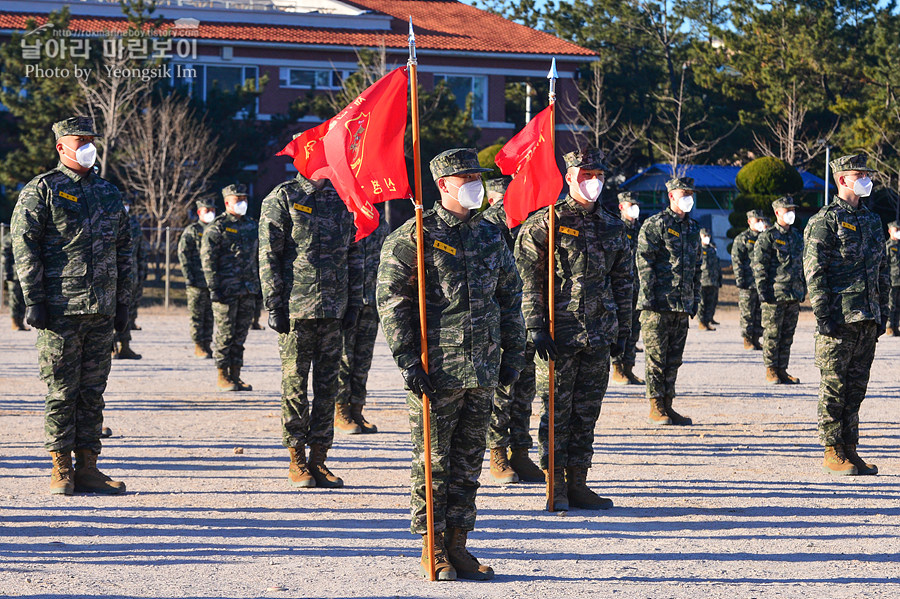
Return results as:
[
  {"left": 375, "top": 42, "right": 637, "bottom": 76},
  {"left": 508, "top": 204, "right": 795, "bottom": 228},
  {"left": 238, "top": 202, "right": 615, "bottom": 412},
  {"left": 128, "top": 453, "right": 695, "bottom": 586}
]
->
[
  {"left": 478, "top": 143, "right": 505, "bottom": 179},
  {"left": 735, "top": 157, "right": 804, "bottom": 195}
]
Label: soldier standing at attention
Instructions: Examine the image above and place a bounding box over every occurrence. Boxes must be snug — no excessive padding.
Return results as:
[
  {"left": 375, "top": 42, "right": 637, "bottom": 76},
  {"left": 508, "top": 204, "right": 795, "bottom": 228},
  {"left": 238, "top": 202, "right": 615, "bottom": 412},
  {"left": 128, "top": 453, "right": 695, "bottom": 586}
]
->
[
  {"left": 2, "top": 230, "right": 29, "bottom": 331},
  {"left": 753, "top": 197, "right": 805, "bottom": 385},
  {"left": 636, "top": 177, "right": 702, "bottom": 427},
  {"left": 112, "top": 194, "right": 147, "bottom": 360},
  {"left": 804, "top": 154, "right": 889, "bottom": 476},
  {"left": 377, "top": 148, "right": 525, "bottom": 580},
  {"left": 259, "top": 171, "right": 361, "bottom": 489},
  {"left": 886, "top": 221, "right": 900, "bottom": 336},
  {"left": 201, "top": 184, "right": 259, "bottom": 392},
  {"left": 178, "top": 198, "right": 216, "bottom": 359},
  {"left": 697, "top": 228, "right": 722, "bottom": 331},
  {"left": 334, "top": 204, "right": 388, "bottom": 435},
  {"left": 731, "top": 210, "right": 768, "bottom": 350},
  {"left": 611, "top": 191, "right": 644, "bottom": 385},
  {"left": 11, "top": 116, "right": 132, "bottom": 495},
  {"left": 516, "top": 147, "right": 632, "bottom": 511}
]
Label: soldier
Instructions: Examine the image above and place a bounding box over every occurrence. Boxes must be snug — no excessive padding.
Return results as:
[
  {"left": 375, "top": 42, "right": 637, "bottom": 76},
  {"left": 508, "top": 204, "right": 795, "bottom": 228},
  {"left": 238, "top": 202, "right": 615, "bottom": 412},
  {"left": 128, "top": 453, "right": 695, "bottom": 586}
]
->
[
  {"left": 112, "top": 194, "right": 148, "bottom": 360},
  {"left": 201, "top": 184, "right": 259, "bottom": 392},
  {"left": 753, "top": 197, "right": 806, "bottom": 384},
  {"left": 636, "top": 177, "right": 702, "bottom": 427},
  {"left": 335, "top": 204, "right": 388, "bottom": 435},
  {"left": 259, "top": 170, "right": 362, "bottom": 489},
  {"left": 611, "top": 191, "right": 644, "bottom": 385},
  {"left": 2, "top": 230, "right": 29, "bottom": 331},
  {"left": 479, "top": 175, "right": 544, "bottom": 484},
  {"left": 516, "top": 147, "right": 632, "bottom": 511},
  {"left": 177, "top": 198, "right": 216, "bottom": 359},
  {"left": 697, "top": 228, "right": 722, "bottom": 331},
  {"left": 11, "top": 116, "right": 131, "bottom": 495},
  {"left": 731, "top": 210, "right": 768, "bottom": 350},
  {"left": 804, "top": 154, "right": 889, "bottom": 476},
  {"left": 886, "top": 221, "right": 900, "bottom": 336},
  {"left": 377, "top": 148, "right": 525, "bottom": 580}
]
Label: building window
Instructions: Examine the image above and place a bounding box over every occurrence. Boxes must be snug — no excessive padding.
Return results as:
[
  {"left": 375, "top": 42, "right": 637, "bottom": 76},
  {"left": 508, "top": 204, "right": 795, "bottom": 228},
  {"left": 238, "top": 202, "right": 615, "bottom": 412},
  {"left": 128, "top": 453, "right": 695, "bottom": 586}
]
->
[
  {"left": 434, "top": 74, "right": 486, "bottom": 121},
  {"left": 171, "top": 64, "right": 258, "bottom": 100},
  {"left": 279, "top": 68, "right": 345, "bottom": 89}
]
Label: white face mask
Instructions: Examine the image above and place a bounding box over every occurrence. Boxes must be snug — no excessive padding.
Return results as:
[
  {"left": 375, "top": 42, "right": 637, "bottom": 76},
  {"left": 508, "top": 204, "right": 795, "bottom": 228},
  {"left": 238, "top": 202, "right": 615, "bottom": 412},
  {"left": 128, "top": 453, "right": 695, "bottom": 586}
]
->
[
  {"left": 677, "top": 194, "right": 694, "bottom": 213},
  {"left": 124, "top": 204, "right": 130, "bottom": 214},
  {"left": 577, "top": 177, "right": 603, "bottom": 203},
  {"left": 751, "top": 221, "right": 766, "bottom": 233},
  {"left": 65, "top": 142, "right": 97, "bottom": 169},
  {"left": 626, "top": 204, "right": 640, "bottom": 220},
  {"left": 852, "top": 176, "right": 873, "bottom": 197},
  {"left": 891, "top": 230, "right": 900, "bottom": 241},
  {"left": 200, "top": 211, "right": 215, "bottom": 224},
  {"left": 701, "top": 235, "right": 711, "bottom": 245},
  {"left": 782, "top": 211, "right": 796, "bottom": 226},
  {"left": 448, "top": 180, "right": 485, "bottom": 210},
  {"left": 233, "top": 200, "right": 248, "bottom": 216}
]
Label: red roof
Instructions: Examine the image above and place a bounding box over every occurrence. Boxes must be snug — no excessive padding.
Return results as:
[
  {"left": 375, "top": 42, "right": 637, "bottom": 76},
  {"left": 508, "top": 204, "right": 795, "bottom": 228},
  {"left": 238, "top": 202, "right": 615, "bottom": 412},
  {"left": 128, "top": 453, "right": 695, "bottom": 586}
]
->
[{"left": 0, "top": 2, "right": 593, "bottom": 57}]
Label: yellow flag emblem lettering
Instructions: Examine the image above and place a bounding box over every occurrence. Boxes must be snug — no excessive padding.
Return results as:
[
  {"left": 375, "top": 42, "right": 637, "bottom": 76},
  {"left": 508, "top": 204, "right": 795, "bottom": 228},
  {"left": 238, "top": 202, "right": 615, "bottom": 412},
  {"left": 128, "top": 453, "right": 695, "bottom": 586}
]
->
[
  {"left": 841, "top": 221, "right": 857, "bottom": 232},
  {"left": 59, "top": 191, "right": 78, "bottom": 202},
  {"left": 293, "top": 203, "right": 312, "bottom": 214},
  {"left": 433, "top": 240, "right": 457, "bottom": 256},
  {"left": 667, "top": 228, "right": 680, "bottom": 237},
  {"left": 559, "top": 226, "right": 579, "bottom": 237}
]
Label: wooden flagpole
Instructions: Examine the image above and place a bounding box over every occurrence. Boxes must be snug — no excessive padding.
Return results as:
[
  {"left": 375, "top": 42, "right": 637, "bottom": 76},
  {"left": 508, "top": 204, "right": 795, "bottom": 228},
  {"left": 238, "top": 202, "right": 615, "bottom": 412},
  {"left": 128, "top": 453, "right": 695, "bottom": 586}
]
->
[
  {"left": 408, "top": 18, "right": 436, "bottom": 582},
  {"left": 546, "top": 58, "right": 558, "bottom": 512}
]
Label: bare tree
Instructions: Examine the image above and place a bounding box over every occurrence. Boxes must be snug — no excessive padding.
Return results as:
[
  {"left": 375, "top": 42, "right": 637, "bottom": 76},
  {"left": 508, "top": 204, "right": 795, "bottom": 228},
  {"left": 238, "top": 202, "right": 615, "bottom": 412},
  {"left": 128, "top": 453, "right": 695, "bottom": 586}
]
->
[{"left": 320, "top": 43, "right": 389, "bottom": 115}]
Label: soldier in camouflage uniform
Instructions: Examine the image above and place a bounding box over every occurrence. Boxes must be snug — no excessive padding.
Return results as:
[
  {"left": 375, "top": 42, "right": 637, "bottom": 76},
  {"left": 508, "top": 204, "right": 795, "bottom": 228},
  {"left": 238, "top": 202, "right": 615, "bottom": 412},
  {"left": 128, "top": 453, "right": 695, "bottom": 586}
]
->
[
  {"left": 259, "top": 170, "right": 362, "bottom": 490},
  {"left": 516, "top": 147, "right": 632, "bottom": 512},
  {"left": 731, "top": 210, "right": 768, "bottom": 350},
  {"left": 112, "top": 194, "right": 148, "bottom": 360},
  {"left": 611, "top": 191, "right": 644, "bottom": 385},
  {"left": 2, "top": 231, "right": 29, "bottom": 330},
  {"left": 335, "top": 204, "right": 388, "bottom": 436},
  {"left": 377, "top": 148, "right": 525, "bottom": 581},
  {"left": 11, "top": 116, "right": 131, "bottom": 495},
  {"left": 886, "top": 221, "right": 900, "bottom": 336},
  {"left": 697, "top": 228, "right": 722, "bottom": 331},
  {"left": 636, "top": 177, "right": 702, "bottom": 427},
  {"left": 178, "top": 197, "right": 216, "bottom": 358},
  {"left": 804, "top": 154, "right": 889, "bottom": 476},
  {"left": 479, "top": 176, "right": 544, "bottom": 485},
  {"left": 201, "top": 184, "right": 259, "bottom": 392},
  {"left": 753, "top": 197, "right": 806, "bottom": 385}
]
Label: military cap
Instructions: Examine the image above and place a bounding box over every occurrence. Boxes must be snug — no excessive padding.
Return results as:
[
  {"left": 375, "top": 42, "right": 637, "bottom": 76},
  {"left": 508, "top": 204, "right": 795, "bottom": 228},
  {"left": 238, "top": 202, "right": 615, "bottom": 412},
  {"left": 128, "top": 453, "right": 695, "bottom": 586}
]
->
[
  {"left": 830, "top": 153, "right": 877, "bottom": 174},
  {"left": 772, "top": 196, "right": 798, "bottom": 210},
  {"left": 563, "top": 147, "right": 610, "bottom": 171},
  {"left": 888, "top": 220, "right": 900, "bottom": 230},
  {"left": 618, "top": 191, "right": 640, "bottom": 205},
  {"left": 52, "top": 116, "right": 98, "bottom": 140},
  {"left": 429, "top": 148, "right": 491, "bottom": 181},
  {"left": 221, "top": 183, "right": 248, "bottom": 198},
  {"left": 485, "top": 176, "right": 512, "bottom": 195},
  {"left": 196, "top": 197, "right": 217, "bottom": 210},
  {"left": 665, "top": 177, "right": 695, "bottom": 192},
  {"left": 700, "top": 227, "right": 711, "bottom": 237},
  {"left": 746, "top": 209, "right": 765, "bottom": 220}
]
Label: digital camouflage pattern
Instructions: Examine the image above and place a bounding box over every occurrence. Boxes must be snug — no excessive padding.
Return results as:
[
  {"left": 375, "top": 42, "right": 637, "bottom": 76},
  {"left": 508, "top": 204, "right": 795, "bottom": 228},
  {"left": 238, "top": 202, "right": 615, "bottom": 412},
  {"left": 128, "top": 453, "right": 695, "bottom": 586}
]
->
[
  {"left": 258, "top": 174, "right": 362, "bottom": 320},
  {"left": 489, "top": 342, "right": 535, "bottom": 450},
  {"left": 829, "top": 153, "right": 877, "bottom": 174},
  {"left": 640, "top": 310, "right": 689, "bottom": 400},
  {"left": 753, "top": 223, "right": 806, "bottom": 304},
  {"left": 563, "top": 147, "right": 611, "bottom": 171},
  {"left": 201, "top": 212, "right": 260, "bottom": 302},
  {"left": 212, "top": 295, "right": 256, "bottom": 369},
  {"left": 613, "top": 215, "right": 642, "bottom": 367},
  {"left": 428, "top": 148, "right": 491, "bottom": 181},
  {"left": 888, "top": 234, "right": 900, "bottom": 329},
  {"left": 185, "top": 285, "right": 213, "bottom": 347},
  {"left": 478, "top": 198, "right": 516, "bottom": 250},
  {"left": 698, "top": 240, "right": 721, "bottom": 326},
  {"left": 222, "top": 183, "right": 248, "bottom": 198},
  {"left": 665, "top": 177, "right": 695, "bottom": 192},
  {"left": 731, "top": 226, "right": 764, "bottom": 340},
  {"left": 3, "top": 233, "right": 26, "bottom": 322},
  {"left": 485, "top": 176, "right": 511, "bottom": 195},
  {"left": 178, "top": 220, "right": 214, "bottom": 346},
  {"left": 698, "top": 286, "right": 719, "bottom": 326},
  {"left": 115, "top": 214, "right": 149, "bottom": 343},
  {"left": 760, "top": 301, "right": 800, "bottom": 369},
  {"left": 636, "top": 207, "right": 702, "bottom": 315},
  {"left": 52, "top": 116, "right": 98, "bottom": 139}
]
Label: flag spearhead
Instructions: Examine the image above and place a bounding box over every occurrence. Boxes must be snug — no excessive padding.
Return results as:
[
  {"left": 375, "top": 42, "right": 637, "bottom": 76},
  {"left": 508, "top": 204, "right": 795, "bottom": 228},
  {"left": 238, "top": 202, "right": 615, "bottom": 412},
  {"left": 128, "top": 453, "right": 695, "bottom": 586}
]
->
[
  {"left": 408, "top": 17, "right": 417, "bottom": 63},
  {"left": 547, "top": 57, "right": 557, "bottom": 102}
]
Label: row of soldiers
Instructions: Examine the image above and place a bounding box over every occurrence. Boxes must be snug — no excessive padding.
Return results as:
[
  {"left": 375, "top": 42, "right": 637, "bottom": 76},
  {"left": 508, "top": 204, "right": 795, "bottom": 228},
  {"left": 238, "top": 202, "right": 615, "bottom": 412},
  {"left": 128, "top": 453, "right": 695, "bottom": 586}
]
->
[{"left": 7, "top": 115, "right": 899, "bottom": 583}]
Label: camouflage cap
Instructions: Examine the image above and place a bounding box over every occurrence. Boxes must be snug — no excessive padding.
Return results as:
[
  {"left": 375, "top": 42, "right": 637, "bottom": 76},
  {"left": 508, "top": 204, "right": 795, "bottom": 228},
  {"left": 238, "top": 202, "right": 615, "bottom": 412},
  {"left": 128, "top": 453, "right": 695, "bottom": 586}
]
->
[
  {"left": 563, "top": 147, "right": 610, "bottom": 171},
  {"left": 485, "top": 176, "right": 512, "bottom": 195},
  {"left": 746, "top": 209, "right": 765, "bottom": 220},
  {"left": 772, "top": 196, "right": 798, "bottom": 210},
  {"left": 196, "top": 197, "right": 217, "bottom": 210},
  {"left": 618, "top": 191, "right": 640, "bottom": 205},
  {"left": 888, "top": 220, "right": 900, "bottom": 230},
  {"left": 52, "top": 116, "right": 98, "bottom": 140},
  {"left": 429, "top": 148, "right": 491, "bottom": 181},
  {"left": 221, "top": 183, "right": 248, "bottom": 198},
  {"left": 665, "top": 177, "right": 695, "bottom": 192},
  {"left": 700, "top": 227, "right": 711, "bottom": 237},
  {"left": 830, "top": 153, "right": 877, "bottom": 174}
]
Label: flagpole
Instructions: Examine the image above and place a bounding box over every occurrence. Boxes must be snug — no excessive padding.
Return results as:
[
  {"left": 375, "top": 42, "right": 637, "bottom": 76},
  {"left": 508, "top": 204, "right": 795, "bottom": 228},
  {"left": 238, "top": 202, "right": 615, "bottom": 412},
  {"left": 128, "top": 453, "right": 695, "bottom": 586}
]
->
[
  {"left": 408, "top": 18, "right": 436, "bottom": 582},
  {"left": 546, "top": 58, "right": 558, "bottom": 513}
]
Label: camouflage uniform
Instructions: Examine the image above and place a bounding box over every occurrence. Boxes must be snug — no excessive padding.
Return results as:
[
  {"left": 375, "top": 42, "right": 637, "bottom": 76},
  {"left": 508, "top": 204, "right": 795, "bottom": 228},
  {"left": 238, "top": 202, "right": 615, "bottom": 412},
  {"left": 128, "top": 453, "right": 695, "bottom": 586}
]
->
[
  {"left": 804, "top": 156, "right": 889, "bottom": 449},
  {"left": 698, "top": 229, "right": 722, "bottom": 327},
  {"left": 886, "top": 221, "right": 900, "bottom": 332},
  {"left": 377, "top": 149, "right": 525, "bottom": 535},
  {"left": 177, "top": 198, "right": 215, "bottom": 350},
  {"left": 258, "top": 174, "right": 362, "bottom": 451},
  {"left": 201, "top": 188, "right": 260, "bottom": 372},
  {"left": 636, "top": 179, "right": 701, "bottom": 404},
  {"left": 114, "top": 205, "right": 148, "bottom": 346},
  {"left": 612, "top": 191, "right": 642, "bottom": 369},
  {"left": 753, "top": 199, "right": 806, "bottom": 372},
  {"left": 731, "top": 211, "right": 766, "bottom": 342},
  {"left": 2, "top": 232, "right": 27, "bottom": 325},
  {"left": 11, "top": 116, "right": 133, "bottom": 454}
]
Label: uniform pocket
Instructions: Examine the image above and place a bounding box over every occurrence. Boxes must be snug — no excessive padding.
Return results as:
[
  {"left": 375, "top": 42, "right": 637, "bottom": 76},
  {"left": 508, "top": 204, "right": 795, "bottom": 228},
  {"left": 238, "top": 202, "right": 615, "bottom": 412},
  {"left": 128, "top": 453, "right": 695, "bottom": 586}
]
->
[{"left": 37, "top": 329, "right": 67, "bottom": 381}]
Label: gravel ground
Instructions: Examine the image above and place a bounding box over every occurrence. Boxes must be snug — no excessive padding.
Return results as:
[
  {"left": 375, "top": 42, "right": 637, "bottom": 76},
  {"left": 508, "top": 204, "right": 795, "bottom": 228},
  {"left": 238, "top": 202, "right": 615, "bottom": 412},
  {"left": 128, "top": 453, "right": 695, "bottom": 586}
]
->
[{"left": 1, "top": 307, "right": 899, "bottom": 598}]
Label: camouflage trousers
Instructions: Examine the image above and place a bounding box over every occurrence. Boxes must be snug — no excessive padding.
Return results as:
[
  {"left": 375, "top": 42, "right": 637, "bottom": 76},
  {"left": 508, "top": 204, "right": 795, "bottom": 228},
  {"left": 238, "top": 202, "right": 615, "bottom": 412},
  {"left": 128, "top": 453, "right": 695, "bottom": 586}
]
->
[
  {"left": 6, "top": 279, "right": 25, "bottom": 322},
  {"left": 815, "top": 321, "right": 878, "bottom": 447},
  {"left": 888, "top": 286, "right": 900, "bottom": 330},
  {"left": 114, "top": 279, "right": 142, "bottom": 344},
  {"left": 698, "top": 286, "right": 719, "bottom": 325},
  {"left": 37, "top": 314, "right": 114, "bottom": 453},
  {"left": 760, "top": 301, "right": 800, "bottom": 369},
  {"left": 640, "top": 310, "right": 689, "bottom": 400},
  {"left": 407, "top": 387, "right": 492, "bottom": 534},
  {"left": 612, "top": 286, "right": 641, "bottom": 368},
  {"left": 738, "top": 287, "right": 763, "bottom": 340},
  {"left": 186, "top": 285, "right": 214, "bottom": 346},
  {"left": 337, "top": 305, "right": 379, "bottom": 407},
  {"left": 280, "top": 318, "right": 341, "bottom": 449},
  {"left": 253, "top": 291, "right": 264, "bottom": 325},
  {"left": 488, "top": 341, "right": 535, "bottom": 450},
  {"left": 212, "top": 294, "right": 255, "bottom": 369},
  {"left": 536, "top": 346, "right": 610, "bottom": 470}
]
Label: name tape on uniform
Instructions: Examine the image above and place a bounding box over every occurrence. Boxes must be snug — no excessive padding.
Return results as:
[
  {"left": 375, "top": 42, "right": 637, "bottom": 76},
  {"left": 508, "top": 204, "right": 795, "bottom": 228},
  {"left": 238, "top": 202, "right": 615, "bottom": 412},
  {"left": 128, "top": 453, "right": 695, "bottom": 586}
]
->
[
  {"left": 559, "top": 226, "right": 579, "bottom": 237},
  {"left": 59, "top": 191, "right": 78, "bottom": 202},
  {"left": 293, "top": 203, "right": 313, "bottom": 214},
  {"left": 433, "top": 240, "right": 457, "bottom": 256},
  {"left": 667, "top": 227, "right": 680, "bottom": 237},
  {"left": 841, "top": 221, "right": 857, "bottom": 232},
  {"left": 775, "top": 239, "right": 786, "bottom": 246},
  {"left": 748, "top": 239, "right": 756, "bottom": 244},
  {"left": 225, "top": 227, "right": 238, "bottom": 234}
]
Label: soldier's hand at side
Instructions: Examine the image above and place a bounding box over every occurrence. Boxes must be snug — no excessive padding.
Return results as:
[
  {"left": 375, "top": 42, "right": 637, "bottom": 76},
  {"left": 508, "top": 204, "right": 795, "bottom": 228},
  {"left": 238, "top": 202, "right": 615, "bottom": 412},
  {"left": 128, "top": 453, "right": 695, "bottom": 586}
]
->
[
  {"left": 530, "top": 330, "right": 558, "bottom": 362},
  {"left": 877, "top": 322, "right": 887, "bottom": 338},
  {"left": 498, "top": 365, "right": 519, "bottom": 387},
  {"left": 402, "top": 364, "right": 435, "bottom": 398},
  {"left": 25, "top": 303, "right": 48, "bottom": 330},
  {"left": 114, "top": 302, "right": 129, "bottom": 333},
  {"left": 816, "top": 318, "right": 839, "bottom": 337},
  {"left": 268, "top": 309, "right": 290, "bottom": 334},
  {"left": 342, "top": 306, "right": 360, "bottom": 330},
  {"left": 609, "top": 338, "right": 626, "bottom": 358}
]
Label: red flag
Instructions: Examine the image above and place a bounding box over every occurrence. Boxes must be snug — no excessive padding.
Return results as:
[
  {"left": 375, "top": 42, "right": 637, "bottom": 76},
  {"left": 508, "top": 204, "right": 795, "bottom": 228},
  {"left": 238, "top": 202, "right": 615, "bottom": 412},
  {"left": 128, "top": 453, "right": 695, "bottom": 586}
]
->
[
  {"left": 494, "top": 105, "right": 562, "bottom": 228},
  {"left": 322, "top": 67, "right": 412, "bottom": 240},
  {"left": 276, "top": 118, "right": 332, "bottom": 179}
]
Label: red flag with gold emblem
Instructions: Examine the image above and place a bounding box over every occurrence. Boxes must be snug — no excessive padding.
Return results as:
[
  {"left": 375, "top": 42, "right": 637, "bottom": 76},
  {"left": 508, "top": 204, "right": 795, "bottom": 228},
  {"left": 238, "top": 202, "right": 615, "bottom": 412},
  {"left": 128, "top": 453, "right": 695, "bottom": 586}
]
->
[
  {"left": 494, "top": 105, "right": 562, "bottom": 228},
  {"left": 276, "top": 118, "right": 331, "bottom": 179}
]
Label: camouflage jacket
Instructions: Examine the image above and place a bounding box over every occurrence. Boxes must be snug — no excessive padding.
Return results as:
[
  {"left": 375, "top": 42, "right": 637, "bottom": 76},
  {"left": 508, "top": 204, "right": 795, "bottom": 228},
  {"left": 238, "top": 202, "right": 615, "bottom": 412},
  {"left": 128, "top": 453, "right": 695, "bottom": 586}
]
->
[
  {"left": 11, "top": 162, "right": 133, "bottom": 316},
  {"left": 730, "top": 228, "right": 761, "bottom": 290},
  {"left": 636, "top": 207, "right": 702, "bottom": 315},
  {"left": 377, "top": 203, "right": 526, "bottom": 390},
  {"left": 516, "top": 194, "right": 633, "bottom": 349},
  {"left": 258, "top": 174, "right": 362, "bottom": 319},
  {"left": 753, "top": 223, "right": 805, "bottom": 303},
  {"left": 201, "top": 212, "right": 260, "bottom": 301},
  {"left": 478, "top": 198, "right": 517, "bottom": 250},
  {"left": 887, "top": 239, "right": 900, "bottom": 287},
  {"left": 700, "top": 243, "right": 722, "bottom": 288},
  {"left": 357, "top": 211, "right": 389, "bottom": 307},
  {"left": 623, "top": 218, "right": 641, "bottom": 270},
  {"left": 2, "top": 231, "right": 15, "bottom": 282},
  {"left": 178, "top": 220, "right": 209, "bottom": 289},
  {"left": 803, "top": 197, "right": 889, "bottom": 325},
  {"left": 128, "top": 215, "right": 149, "bottom": 287}
]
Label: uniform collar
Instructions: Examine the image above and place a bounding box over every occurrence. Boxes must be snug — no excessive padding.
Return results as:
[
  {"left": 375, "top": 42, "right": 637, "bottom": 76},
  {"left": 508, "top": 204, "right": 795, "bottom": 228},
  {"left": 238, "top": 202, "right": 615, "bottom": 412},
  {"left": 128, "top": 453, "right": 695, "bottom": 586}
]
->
[
  {"left": 664, "top": 207, "right": 687, "bottom": 222},
  {"left": 295, "top": 173, "right": 332, "bottom": 196},
  {"left": 57, "top": 161, "right": 92, "bottom": 183},
  {"left": 563, "top": 193, "right": 598, "bottom": 215},
  {"left": 775, "top": 222, "right": 790, "bottom": 234},
  {"left": 435, "top": 201, "right": 473, "bottom": 228},
  {"left": 832, "top": 196, "right": 866, "bottom": 213}
]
